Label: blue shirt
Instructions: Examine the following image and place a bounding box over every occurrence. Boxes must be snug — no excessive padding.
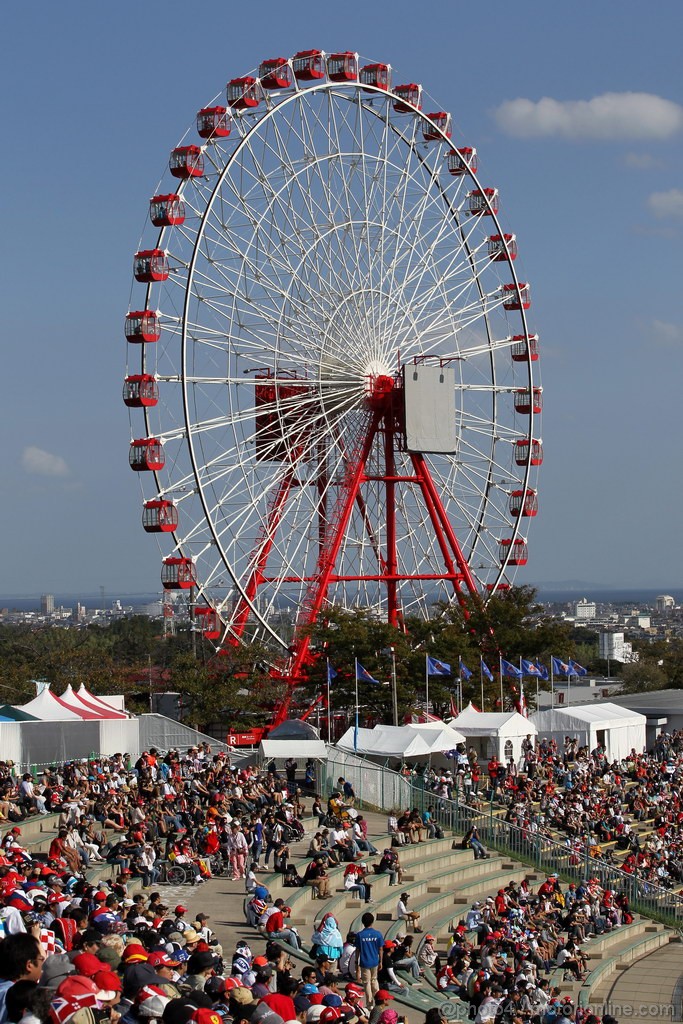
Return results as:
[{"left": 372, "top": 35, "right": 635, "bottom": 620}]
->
[{"left": 355, "top": 926, "right": 384, "bottom": 968}]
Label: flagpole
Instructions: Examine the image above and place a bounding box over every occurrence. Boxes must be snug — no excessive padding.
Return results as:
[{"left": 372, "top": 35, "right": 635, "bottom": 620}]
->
[
  {"left": 326, "top": 658, "right": 332, "bottom": 742},
  {"left": 354, "top": 658, "right": 359, "bottom": 753},
  {"left": 390, "top": 647, "right": 399, "bottom": 727},
  {"left": 499, "top": 656, "right": 503, "bottom": 710},
  {"left": 480, "top": 659, "right": 484, "bottom": 712},
  {"left": 550, "top": 659, "right": 554, "bottom": 709},
  {"left": 425, "top": 653, "right": 429, "bottom": 716}
]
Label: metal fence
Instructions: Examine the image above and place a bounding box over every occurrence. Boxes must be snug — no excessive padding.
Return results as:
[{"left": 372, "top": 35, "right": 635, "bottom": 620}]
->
[{"left": 324, "top": 750, "right": 683, "bottom": 929}]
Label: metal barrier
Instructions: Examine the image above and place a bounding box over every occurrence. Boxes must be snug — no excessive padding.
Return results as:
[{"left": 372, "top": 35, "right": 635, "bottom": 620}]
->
[{"left": 324, "top": 749, "right": 683, "bottom": 929}]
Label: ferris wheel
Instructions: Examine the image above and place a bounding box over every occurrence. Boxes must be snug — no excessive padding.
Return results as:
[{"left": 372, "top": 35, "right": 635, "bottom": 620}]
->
[{"left": 124, "top": 49, "right": 542, "bottom": 676}]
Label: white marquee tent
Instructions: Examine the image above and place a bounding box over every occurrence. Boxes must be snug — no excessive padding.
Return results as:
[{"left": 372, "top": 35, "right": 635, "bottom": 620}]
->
[
  {"left": 446, "top": 703, "right": 537, "bottom": 764},
  {"left": 530, "top": 702, "right": 646, "bottom": 761},
  {"left": 336, "top": 720, "right": 466, "bottom": 763}
]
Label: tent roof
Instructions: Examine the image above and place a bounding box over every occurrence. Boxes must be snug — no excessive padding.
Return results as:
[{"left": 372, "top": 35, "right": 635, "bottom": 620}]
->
[
  {"left": 64, "top": 685, "right": 126, "bottom": 720},
  {"left": 336, "top": 721, "right": 466, "bottom": 758},
  {"left": 531, "top": 702, "right": 646, "bottom": 730},
  {"left": 447, "top": 704, "right": 538, "bottom": 736},
  {"left": 259, "top": 739, "right": 328, "bottom": 759},
  {"left": 76, "top": 685, "right": 126, "bottom": 715},
  {"left": 17, "top": 688, "right": 84, "bottom": 721},
  {"left": 268, "top": 719, "right": 319, "bottom": 741},
  {"left": 0, "top": 704, "right": 39, "bottom": 722}
]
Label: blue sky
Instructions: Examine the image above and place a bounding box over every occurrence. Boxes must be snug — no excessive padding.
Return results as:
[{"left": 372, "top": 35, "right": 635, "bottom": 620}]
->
[{"left": 2, "top": 0, "right": 682, "bottom": 598}]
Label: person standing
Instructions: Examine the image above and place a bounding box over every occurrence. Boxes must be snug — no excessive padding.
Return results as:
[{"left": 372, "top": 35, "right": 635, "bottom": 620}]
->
[{"left": 354, "top": 911, "right": 384, "bottom": 1007}]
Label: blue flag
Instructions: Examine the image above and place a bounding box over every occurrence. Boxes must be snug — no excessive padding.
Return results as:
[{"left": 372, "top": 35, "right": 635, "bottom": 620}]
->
[
  {"left": 427, "top": 656, "right": 451, "bottom": 676},
  {"left": 521, "top": 658, "right": 543, "bottom": 677},
  {"left": 327, "top": 662, "right": 338, "bottom": 686},
  {"left": 569, "top": 659, "right": 587, "bottom": 677},
  {"left": 481, "top": 658, "right": 494, "bottom": 682},
  {"left": 501, "top": 658, "right": 523, "bottom": 679},
  {"left": 552, "top": 656, "right": 571, "bottom": 676},
  {"left": 459, "top": 658, "right": 472, "bottom": 680},
  {"left": 535, "top": 660, "right": 549, "bottom": 681},
  {"left": 356, "top": 662, "right": 380, "bottom": 685}
]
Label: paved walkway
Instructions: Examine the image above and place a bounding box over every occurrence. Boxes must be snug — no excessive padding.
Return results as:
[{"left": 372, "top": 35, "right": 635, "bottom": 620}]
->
[
  {"left": 592, "top": 943, "right": 683, "bottom": 1021},
  {"left": 162, "top": 810, "right": 389, "bottom": 963}
]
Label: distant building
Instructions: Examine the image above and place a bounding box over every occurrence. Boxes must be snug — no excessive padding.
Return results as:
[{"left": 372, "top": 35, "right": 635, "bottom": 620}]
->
[
  {"left": 656, "top": 595, "right": 675, "bottom": 614},
  {"left": 575, "top": 598, "right": 596, "bottom": 620},
  {"left": 600, "top": 630, "right": 625, "bottom": 661},
  {"left": 40, "top": 594, "right": 55, "bottom": 615}
]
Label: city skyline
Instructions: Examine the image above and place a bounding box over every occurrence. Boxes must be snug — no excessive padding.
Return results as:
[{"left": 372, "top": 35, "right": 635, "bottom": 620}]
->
[{"left": 2, "top": 0, "right": 682, "bottom": 594}]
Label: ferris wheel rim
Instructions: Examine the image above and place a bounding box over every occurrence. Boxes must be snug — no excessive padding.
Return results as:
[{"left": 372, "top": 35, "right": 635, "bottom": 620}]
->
[{"left": 126, "top": 54, "right": 541, "bottom": 649}]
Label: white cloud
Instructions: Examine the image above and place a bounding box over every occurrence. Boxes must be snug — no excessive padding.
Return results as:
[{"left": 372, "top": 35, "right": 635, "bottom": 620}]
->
[
  {"left": 22, "top": 446, "right": 70, "bottom": 478},
  {"left": 647, "top": 188, "right": 683, "bottom": 220},
  {"left": 493, "top": 92, "right": 683, "bottom": 140},
  {"left": 651, "top": 320, "right": 683, "bottom": 347}
]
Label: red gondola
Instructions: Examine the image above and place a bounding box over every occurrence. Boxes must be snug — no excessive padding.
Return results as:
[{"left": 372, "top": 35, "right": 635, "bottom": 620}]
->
[
  {"left": 393, "top": 83, "right": 422, "bottom": 112},
  {"left": 125, "top": 310, "right": 160, "bottom": 343},
  {"left": 149, "top": 194, "right": 185, "bottom": 227},
  {"left": 259, "top": 58, "right": 292, "bottom": 90},
  {"left": 227, "top": 76, "right": 262, "bottom": 110},
  {"left": 292, "top": 50, "right": 326, "bottom": 81},
  {"left": 169, "top": 145, "right": 204, "bottom": 179},
  {"left": 161, "top": 557, "right": 197, "bottom": 590},
  {"left": 447, "top": 147, "right": 477, "bottom": 176},
  {"left": 467, "top": 188, "right": 499, "bottom": 216},
  {"left": 514, "top": 388, "right": 542, "bottom": 415},
  {"left": 359, "top": 63, "right": 391, "bottom": 92},
  {"left": 129, "top": 438, "right": 165, "bottom": 472},
  {"left": 499, "top": 538, "right": 528, "bottom": 566},
  {"left": 196, "top": 106, "right": 232, "bottom": 138},
  {"left": 486, "top": 582, "right": 511, "bottom": 592},
  {"left": 515, "top": 438, "right": 543, "bottom": 466},
  {"left": 327, "top": 51, "right": 358, "bottom": 82},
  {"left": 134, "top": 250, "right": 168, "bottom": 283},
  {"left": 423, "top": 112, "right": 452, "bottom": 141},
  {"left": 123, "top": 374, "right": 158, "bottom": 408},
  {"left": 487, "top": 234, "right": 518, "bottom": 262},
  {"left": 194, "top": 606, "right": 221, "bottom": 640},
  {"left": 509, "top": 489, "right": 538, "bottom": 518},
  {"left": 143, "top": 499, "right": 178, "bottom": 533},
  {"left": 511, "top": 334, "right": 540, "bottom": 362},
  {"left": 502, "top": 282, "right": 531, "bottom": 310}
]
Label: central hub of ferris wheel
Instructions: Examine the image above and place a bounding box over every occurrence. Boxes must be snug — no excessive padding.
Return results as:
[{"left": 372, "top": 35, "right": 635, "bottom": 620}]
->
[{"left": 364, "top": 363, "right": 396, "bottom": 409}]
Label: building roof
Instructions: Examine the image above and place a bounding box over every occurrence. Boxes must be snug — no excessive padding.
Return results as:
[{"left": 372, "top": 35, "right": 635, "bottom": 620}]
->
[{"left": 609, "top": 689, "right": 683, "bottom": 712}]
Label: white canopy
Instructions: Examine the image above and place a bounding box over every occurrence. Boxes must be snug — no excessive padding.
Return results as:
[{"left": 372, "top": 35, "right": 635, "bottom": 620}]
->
[
  {"left": 65, "top": 685, "right": 127, "bottom": 720},
  {"left": 336, "top": 721, "right": 466, "bottom": 760},
  {"left": 530, "top": 702, "right": 646, "bottom": 761},
  {"left": 259, "top": 739, "right": 328, "bottom": 760},
  {"left": 77, "top": 685, "right": 126, "bottom": 713},
  {"left": 16, "top": 688, "right": 84, "bottom": 721},
  {"left": 446, "top": 703, "right": 537, "bottom": 764}
]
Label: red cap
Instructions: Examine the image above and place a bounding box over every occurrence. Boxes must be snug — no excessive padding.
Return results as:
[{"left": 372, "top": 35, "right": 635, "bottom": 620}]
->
[
  {"left": 320, "top": 1010, "right": 342, "bottom": 1023},
  {"left": 375, "top": 992, "right": 394, "bottom": 1002},
  {"left": 10, "top": 827, "right": 21, "bottom": 834},
  {"left": 253, "top": 956, "right": 270, "bottom": 967},
  {"left": 122, "top": 943, "right": 149, "bottom": 963},
  {"left": 93, "top": 891, "right": 108, "bottom": 903},
  {"left": 93, "top": 970, "right": 123, "bottom": 995},
  {"left": 175, "top": 905, "right": 187, "bottom": 914},
  {"left": 72, "top": 953, "right": 108, "bottom": 977},
  {"left": 148, "top": 951, "right": 180, "bottom": 968},
  {"left": 190, "top": 1012, "right": 223, "bottom": 1024},
  {"left": 345, "top": 984, "right": 363, "bottom": 999}
]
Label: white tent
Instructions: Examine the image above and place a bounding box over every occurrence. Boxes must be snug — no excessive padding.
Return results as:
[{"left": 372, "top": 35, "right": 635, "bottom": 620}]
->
[
  {"left": 446, "top": 703, "right": 537, "bottom": 764},
  {"left": 259, "top": 739, "right": 328, "bottom": 761},
  {"left": 77, "top": 685, "right": 126, "bottom": 713},
  {"left": 530, "top": 702, "right": 646, "bottom": 761},
  {"left": 16, "top": 688, "right": 85, "bottom": 721},
  {"left": 336, "top": 721, "right": 466, "bottom": 761},
  {"left": 65, "top": 685, "right": 127, "bottom": 720}
]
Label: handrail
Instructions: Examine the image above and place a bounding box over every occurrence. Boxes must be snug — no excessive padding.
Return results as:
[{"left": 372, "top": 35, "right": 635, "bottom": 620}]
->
[{"left": 323, "top": 749, "right": 683, "bottom": 928}]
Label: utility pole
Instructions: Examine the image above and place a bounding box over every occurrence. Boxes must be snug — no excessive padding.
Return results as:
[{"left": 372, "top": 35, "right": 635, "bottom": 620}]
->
[{"left": 390, "top": 647, "right": 399, "bottom": 726}]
